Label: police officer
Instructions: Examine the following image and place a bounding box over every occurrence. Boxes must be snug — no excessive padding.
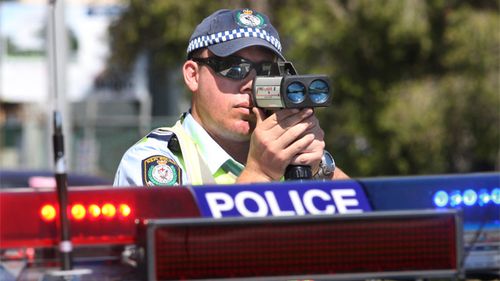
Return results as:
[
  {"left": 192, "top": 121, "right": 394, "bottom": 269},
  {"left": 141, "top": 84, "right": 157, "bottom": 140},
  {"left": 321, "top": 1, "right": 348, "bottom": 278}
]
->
[{"left": 114, "top": 8, "right": 348, "bottom": 187}]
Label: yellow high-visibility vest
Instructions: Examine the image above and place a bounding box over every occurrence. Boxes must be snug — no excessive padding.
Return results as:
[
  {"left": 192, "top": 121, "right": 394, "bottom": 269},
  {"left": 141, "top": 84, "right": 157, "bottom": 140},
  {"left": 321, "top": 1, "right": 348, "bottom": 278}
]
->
[{"left": 162, "top": 120, "right": 216, "bottom": 185}]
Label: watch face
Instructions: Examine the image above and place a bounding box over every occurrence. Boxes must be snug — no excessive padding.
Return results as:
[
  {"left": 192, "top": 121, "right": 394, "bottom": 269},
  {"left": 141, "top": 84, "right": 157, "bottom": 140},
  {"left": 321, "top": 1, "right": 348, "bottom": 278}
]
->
[{"left": 322, "top": 151, "right": 335, "bottom": 175}]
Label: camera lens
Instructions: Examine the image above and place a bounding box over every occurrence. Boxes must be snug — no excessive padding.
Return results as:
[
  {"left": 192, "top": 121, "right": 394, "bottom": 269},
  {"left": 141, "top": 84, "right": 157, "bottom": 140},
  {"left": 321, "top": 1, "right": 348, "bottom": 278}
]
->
[
  {"left": 308, "top": 79, "right": 329, "bottom": 104},
  {"left": 286, "top": 82, "right": 306, "bottom": 104}
]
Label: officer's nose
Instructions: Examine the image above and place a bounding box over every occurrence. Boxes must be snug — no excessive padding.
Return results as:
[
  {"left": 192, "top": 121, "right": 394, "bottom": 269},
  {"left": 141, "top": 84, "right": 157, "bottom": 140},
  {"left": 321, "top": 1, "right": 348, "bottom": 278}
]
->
[{"left": 240, "top": 71, "right": 256, "bottom": 104}]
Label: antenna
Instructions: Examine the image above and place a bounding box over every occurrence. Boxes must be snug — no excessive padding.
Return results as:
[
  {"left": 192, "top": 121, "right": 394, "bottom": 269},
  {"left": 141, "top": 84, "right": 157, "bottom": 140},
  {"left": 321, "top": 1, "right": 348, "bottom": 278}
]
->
[
  {"left": 45, "top": 0, "right": 91, "bottom": 279},
  {"left": 48, "top": 0, "right": 72, "bottom": 271}
]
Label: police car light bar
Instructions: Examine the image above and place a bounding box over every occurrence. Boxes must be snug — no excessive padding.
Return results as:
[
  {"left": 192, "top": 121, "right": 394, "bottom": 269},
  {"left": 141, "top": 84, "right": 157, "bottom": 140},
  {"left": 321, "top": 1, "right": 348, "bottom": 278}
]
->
[
  {"left": 433, "top": 188, "right": 500, "bottom": 208},
  {"left": 0, "top": 186, "right": 200, "bottom": 248},
  {"left": 140, "top": 209, "right": 462, "bottom": 281}
]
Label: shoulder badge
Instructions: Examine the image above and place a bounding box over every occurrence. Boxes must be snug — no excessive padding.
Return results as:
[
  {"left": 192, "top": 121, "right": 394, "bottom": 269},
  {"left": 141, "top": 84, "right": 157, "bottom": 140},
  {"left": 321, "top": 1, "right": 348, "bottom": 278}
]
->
[
  {"left": 142, "top": 155, "right": 182, "bottom": 186},
  {"left": 235, "top": 9, "right": 266, "bottom": 28}
]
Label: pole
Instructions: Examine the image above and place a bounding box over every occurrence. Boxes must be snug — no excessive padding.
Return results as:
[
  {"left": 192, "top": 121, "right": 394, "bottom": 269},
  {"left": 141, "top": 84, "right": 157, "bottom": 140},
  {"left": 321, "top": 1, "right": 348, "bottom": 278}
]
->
[{"left": 48, "top": 0, "right": 73, "bottom": 271}]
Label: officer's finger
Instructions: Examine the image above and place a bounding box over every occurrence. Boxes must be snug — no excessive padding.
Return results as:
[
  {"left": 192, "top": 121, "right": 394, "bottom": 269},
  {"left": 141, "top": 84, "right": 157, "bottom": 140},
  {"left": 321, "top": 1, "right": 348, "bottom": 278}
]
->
[
  {"left": 274, "top": 108, "right": 302, "bottom": 122},
  {"left": 263, "top": 108, "right": 313, "bottom": 133},
  {"left": 253, "top": 107, "right": 267, "bottom": 125},
  {"left": 290, "top": 137, "right": 324, "bottom": 164},
  {"left": 283, "top": 133, "right": 316, "bottom": 160},
  {"left": 270, "top": 123, "right": 313, "bottom": 155},
  {"left": 290, "top": 151, "right": 322, "bottom": 170}
]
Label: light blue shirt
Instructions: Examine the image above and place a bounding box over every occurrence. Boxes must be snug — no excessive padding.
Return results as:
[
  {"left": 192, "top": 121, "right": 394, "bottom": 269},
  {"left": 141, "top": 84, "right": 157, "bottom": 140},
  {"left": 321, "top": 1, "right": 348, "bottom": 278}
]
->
[{"left": 113, "top": 112, "right": 243, "bottom": 186}]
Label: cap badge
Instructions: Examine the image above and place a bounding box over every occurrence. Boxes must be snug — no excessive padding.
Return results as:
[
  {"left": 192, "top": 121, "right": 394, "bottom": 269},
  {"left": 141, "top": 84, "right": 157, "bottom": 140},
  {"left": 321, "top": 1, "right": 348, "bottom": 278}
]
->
[{"left": 235, "top": 9, "right": 266, "bottom": 28}]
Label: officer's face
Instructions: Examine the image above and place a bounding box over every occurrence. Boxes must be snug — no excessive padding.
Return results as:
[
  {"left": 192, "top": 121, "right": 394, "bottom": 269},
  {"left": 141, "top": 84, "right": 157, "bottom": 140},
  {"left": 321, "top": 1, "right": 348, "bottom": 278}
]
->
[{"left": 187, "top": 46, "right": 275, "bottom": 142}]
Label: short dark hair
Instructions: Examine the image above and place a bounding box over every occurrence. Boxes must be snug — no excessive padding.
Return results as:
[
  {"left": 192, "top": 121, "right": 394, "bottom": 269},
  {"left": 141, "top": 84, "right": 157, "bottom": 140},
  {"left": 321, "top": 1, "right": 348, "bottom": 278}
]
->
[{"left": 187, "top": 48, "right": 204, "bottom": 60}]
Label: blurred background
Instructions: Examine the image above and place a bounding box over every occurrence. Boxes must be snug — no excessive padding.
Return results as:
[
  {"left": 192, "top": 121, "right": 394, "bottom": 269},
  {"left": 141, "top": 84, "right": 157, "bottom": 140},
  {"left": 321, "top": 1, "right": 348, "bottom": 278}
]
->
[{"left": 0, "top": 0, "right": 498, "bottom": 182}]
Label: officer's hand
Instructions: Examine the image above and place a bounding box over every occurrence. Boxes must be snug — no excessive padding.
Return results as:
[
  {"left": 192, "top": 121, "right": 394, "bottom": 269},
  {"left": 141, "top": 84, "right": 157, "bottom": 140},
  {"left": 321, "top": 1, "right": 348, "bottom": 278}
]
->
[
  {"left": 238, "top": 107, "right": 318, "bottom": 182},
  {"left": 289, "top": 111, "right": 325, "bottom": 175}
]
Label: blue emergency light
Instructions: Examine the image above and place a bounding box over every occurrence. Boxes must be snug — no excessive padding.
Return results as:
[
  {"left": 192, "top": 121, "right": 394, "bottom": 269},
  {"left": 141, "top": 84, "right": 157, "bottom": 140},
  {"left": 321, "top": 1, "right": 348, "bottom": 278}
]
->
[
  {"left": 492, "top": 187, "right": 500, "bottom": 204},
  {"left": 462, "top": 189, "right": 477, "bottom": 206},
  {"left": 433, "top": 191, "right": 449, "bottom": 207},
  {"left": 433, "top": 188, "right": 500, "bottom": 208},
  {"left": 478, "top": 189, "right": 491, "bottom": 206}
]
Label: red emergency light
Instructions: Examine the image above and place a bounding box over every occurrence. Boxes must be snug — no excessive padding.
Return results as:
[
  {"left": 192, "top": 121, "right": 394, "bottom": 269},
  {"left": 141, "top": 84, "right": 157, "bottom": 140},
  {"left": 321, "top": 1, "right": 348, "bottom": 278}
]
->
[
  {"left": 141, "top": 210, "right": 462, "bottom": 280},
  {"left": 40, "top": 204, "right": 57, "bottom": 222},
  {"left": 0, "top": 186, "right": 200, "bottom": 248},
  {"left": 39, "top": 203, "right": 132, "bottom": 222}
]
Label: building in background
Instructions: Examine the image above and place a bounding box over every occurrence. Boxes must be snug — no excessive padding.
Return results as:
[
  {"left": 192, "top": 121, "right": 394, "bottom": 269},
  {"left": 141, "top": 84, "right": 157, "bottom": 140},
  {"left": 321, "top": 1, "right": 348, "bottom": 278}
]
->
[{"left": 0, "top": 0, "right": 164, "bottom": 179}]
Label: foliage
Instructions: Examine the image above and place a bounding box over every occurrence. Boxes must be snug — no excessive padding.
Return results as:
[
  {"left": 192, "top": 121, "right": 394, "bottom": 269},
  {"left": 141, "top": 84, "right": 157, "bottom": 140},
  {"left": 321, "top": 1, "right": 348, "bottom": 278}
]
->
[
  {"left": 107, "top": 0, "right": 238, "bottom": 70},
  {"left": 107, "top": 0, "right": 499, "bottom": 176}
]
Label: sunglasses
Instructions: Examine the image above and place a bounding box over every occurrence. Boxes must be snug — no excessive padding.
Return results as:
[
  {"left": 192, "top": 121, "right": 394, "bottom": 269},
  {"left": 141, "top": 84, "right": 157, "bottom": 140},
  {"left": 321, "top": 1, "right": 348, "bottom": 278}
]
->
[{"left": 191, "top": 56, "right": 279, "bottom": 80}]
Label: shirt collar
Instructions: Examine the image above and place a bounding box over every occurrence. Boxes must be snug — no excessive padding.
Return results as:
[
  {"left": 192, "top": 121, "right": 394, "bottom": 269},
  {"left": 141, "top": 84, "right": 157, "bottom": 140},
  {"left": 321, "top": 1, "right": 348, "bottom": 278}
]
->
[{"left": 181, "top": 112, "right": 243, "bottom": 175}]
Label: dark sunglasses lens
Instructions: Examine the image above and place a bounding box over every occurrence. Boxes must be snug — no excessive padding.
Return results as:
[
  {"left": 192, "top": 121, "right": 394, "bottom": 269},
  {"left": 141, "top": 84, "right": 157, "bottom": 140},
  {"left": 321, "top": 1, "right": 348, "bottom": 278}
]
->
[
  {"left": 220, "top": 65, "right": 245, "bottom": 80},
  {"left": 198, "top": 57, "right": 274, "bottom": 80},
  {"left": 219, "top": 62, "right": 252, "bottom": 80}
]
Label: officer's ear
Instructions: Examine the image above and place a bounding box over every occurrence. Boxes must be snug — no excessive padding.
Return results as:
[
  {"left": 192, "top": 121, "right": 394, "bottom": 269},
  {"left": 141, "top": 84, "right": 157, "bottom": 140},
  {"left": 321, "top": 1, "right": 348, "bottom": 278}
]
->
[{"left": 183, "top": 59, "right": 200, "bottom": 92}]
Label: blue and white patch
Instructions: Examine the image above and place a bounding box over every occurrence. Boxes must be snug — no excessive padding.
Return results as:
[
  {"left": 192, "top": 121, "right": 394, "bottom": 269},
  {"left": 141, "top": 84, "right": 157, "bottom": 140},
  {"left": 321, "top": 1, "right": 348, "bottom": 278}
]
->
[
  {"left": 142, "top": 155, "right": 181, "bottom": 186},
  {"left": 235, "top": 9, "right": 266, "bottom": 28},
  {"left": 186, "top": 27, "right": 282, "bottom": 54}
]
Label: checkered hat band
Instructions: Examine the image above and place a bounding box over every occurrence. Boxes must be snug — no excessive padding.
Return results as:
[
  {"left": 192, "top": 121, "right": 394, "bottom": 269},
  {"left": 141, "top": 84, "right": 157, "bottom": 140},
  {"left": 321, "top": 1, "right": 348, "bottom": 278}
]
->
[{"left": 187, "top": 27, "right": 282, "bottom": 54}]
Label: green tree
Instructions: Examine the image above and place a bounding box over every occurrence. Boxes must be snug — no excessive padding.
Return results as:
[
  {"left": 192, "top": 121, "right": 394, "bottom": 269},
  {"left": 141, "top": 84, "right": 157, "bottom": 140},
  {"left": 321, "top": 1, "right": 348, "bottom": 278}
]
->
[
  {"left": 106, "top": 0, "right": 499, "bottom": 176},
  {"left": 107, "top": 0, "right": 251, "bottom": 115},
  {"left": 271, "top": 0, "right": 499, "bottom": 176}
]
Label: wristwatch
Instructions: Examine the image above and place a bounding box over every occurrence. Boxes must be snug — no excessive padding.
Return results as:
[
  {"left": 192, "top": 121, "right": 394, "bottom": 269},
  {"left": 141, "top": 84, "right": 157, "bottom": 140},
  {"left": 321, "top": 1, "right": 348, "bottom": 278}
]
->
[{"left": 314, "top": 150, "right": 336, "bottom": 179}]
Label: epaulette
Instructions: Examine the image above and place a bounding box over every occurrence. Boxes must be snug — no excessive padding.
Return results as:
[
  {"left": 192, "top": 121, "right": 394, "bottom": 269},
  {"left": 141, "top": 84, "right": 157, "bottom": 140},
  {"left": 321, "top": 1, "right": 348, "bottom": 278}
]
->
[
  {"left": 147, "top": 128, "right": 181, "bottom": 153},
  {"left": 147, "top": 129, "right": 173, "bottom": 142}
]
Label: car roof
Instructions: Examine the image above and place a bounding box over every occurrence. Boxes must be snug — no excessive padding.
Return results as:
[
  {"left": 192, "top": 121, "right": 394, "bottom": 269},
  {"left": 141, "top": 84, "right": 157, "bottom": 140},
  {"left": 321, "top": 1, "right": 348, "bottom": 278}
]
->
[{"left": 0, "top": 170, "right": 112, "bottom": 188}]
